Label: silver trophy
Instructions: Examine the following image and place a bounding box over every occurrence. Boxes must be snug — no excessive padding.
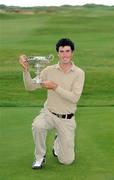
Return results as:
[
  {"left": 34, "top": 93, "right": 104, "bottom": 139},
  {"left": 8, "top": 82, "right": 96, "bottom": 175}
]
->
[{"left": 26, "top": 54, "right": 54, "bottom": 84}]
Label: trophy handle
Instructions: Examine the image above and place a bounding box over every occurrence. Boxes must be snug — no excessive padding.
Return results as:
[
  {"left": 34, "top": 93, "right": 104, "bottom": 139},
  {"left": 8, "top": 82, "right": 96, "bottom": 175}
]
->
[{"left": 46, "top": 54, "right": 54, "bottom": 61}]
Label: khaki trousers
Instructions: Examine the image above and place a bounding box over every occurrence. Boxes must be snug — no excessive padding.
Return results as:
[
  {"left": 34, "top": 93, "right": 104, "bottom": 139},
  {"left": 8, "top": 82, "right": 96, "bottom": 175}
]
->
[{"left": 32, "top": 108, "right": 76, "bottom": 165}]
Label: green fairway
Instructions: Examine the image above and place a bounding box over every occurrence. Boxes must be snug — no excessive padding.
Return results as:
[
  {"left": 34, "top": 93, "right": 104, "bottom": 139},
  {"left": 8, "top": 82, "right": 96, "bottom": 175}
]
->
[
  {"left": 0, "top": 107, "right": 114, "bottom": 180},
  {"left": 0, "top": 5, "right": 114, "bottom": 106}
]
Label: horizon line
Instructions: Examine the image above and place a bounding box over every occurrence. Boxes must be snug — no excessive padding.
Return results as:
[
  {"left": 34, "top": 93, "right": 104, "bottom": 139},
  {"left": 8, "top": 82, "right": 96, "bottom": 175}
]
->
[{"left": 0, "top": 3, "right": 114, "bottom": 7}]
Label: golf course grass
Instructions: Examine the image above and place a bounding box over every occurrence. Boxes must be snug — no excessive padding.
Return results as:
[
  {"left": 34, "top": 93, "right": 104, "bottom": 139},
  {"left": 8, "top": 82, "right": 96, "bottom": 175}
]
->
[
  {"left": 0, "top": 5, "right": 114, "bottom": 180},
  {"left": 0, "top": 107, "right": 114, "bottom": 180},
  {"left": 0, "top": 5, "right": 114, "bottom": 107}
]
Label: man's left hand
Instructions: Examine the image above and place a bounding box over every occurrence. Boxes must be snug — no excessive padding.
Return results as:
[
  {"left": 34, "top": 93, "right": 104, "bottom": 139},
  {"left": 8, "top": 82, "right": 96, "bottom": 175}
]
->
[{"left": 42, "top": 80, "right": 58, "bottom": 90}]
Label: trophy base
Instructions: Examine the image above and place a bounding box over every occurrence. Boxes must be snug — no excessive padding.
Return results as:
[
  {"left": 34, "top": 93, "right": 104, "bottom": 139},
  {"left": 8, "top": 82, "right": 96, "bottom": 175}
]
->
[{"left": 33, "top": 78, "right": 42, "bottom": 84}]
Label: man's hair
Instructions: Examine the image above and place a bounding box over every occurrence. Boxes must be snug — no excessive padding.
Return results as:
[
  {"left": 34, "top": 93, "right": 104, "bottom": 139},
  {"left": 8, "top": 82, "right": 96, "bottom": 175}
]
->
[{"left": 56, "top": 38, "right": 75, "bottom": 52}]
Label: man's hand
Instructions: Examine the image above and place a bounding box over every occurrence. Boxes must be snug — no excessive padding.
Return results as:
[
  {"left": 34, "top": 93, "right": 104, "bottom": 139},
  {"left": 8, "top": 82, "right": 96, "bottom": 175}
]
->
[
  {"left": 42, "top": 80, "right": 58, "bottom": 90},
  {"left": 19, "top": 55, "right": 29, "bottom": 71}
]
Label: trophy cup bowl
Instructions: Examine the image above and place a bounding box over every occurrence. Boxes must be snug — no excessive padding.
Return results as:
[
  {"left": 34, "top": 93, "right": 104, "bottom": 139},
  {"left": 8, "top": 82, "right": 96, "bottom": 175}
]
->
[{"left": 26, "top": 54, "right": 54, "bottom": 84}]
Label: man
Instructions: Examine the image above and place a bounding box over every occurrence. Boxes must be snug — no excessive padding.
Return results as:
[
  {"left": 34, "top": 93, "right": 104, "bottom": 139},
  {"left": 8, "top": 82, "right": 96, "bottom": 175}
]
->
[{"left": 19, "top": 38, "right": 85, "bottom": 169}]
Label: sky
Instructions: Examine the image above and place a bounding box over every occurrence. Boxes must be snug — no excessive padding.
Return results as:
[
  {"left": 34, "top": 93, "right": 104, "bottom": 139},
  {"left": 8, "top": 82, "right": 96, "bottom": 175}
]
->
[{"left": 0, "top": 0, "right": 114, "bottom": 7}]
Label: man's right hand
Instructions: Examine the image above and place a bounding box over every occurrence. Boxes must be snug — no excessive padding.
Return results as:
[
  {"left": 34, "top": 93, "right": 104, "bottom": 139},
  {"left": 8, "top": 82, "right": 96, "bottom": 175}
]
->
[{"left": 19, "top": 55, "right": 29, "bottom": 71}]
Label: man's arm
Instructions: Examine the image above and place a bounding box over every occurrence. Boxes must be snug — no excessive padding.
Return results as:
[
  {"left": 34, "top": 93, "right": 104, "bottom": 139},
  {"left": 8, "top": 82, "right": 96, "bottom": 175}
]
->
[
  {"left": 55, "top": 70, "right": 85, "bottom": 103},
  {"left": 23, "top": 71, "right": 41, "bottom": 91},
  {"left": 42, "top": 70, "right": 85, "bottom": 103}
]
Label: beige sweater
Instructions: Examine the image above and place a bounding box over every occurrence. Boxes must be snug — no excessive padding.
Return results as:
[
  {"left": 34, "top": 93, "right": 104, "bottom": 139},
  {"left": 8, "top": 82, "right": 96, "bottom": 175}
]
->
[{"left": 23, "top": 64, "right": 85, "bottom": 114}]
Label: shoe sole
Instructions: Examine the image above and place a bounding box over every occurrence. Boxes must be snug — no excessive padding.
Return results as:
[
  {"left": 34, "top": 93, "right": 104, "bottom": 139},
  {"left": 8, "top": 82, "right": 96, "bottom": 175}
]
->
[{"left": 32, "top": 165, "right": 42, "bottom": 169}]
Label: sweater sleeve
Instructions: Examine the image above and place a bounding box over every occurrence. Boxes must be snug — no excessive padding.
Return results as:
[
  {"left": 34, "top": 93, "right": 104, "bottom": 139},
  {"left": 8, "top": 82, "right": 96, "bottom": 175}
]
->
[
  {"left": 23, "top": 71, "right": 42, "bottom": 91},
  {"left": 55, "top": 70, "right": 85, "bottom": 103}
]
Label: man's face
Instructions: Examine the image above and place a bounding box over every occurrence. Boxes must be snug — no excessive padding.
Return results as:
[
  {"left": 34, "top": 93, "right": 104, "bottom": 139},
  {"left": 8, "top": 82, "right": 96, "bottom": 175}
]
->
[{"left": 58, "top": 46, "right": 73, "bottom": 64}]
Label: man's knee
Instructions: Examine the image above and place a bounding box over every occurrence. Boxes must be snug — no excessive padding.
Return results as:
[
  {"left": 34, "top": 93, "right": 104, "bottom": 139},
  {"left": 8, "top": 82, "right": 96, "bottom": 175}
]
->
[
  {"left": 58, "top": 155, "right": 75, "bottom": 165},
  {"left": 32, "top": 117, "right": 44, "bottom": 131}
]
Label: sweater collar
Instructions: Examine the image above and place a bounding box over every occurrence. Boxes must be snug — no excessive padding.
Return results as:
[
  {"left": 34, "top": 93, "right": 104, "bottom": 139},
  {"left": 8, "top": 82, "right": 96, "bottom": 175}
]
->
[{"left": 55, "top": 62, "right": 75, "bottom": 72}]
